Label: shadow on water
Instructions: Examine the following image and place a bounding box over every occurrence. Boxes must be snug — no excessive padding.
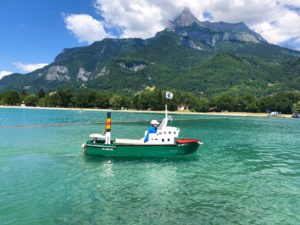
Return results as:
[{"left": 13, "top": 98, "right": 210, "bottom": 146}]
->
[{"left": 83, "top": 153, "right": 200, "bottom": 164}]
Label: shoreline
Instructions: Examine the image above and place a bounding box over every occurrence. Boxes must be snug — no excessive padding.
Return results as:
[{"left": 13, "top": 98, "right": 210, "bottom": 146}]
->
[{"left": 0, "top": 105, "right": 292, "bottom": 118}]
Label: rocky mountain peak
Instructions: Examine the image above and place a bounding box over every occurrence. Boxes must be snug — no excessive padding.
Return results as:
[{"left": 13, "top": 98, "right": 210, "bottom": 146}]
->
[
  {"left": 166, "top": 7, "right": 267, "bottom": 45},
  {"left": 168, "top": 7, "right": 202, "bottom": 29}
]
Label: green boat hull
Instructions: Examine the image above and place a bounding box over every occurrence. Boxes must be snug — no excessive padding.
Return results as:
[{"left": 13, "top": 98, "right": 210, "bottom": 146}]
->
[{"left": 83, "top": 140, "right": 200, "bottom": 157}]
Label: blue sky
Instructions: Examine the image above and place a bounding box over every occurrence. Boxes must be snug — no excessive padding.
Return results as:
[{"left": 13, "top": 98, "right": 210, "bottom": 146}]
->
[
  {"left": 1, "top": 0, "right": 300, "bottom": 78},
  {"left": 0, "top": 0, "right": 99, "bottom": 75}
]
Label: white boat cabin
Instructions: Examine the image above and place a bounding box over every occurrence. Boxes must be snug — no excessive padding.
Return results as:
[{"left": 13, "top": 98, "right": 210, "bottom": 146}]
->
[
  {"left": 90, "top": 116, "right": 180, "bottom": 145},
  {"left": 116, "top": 116, "right": 180, "bottom": 145}
]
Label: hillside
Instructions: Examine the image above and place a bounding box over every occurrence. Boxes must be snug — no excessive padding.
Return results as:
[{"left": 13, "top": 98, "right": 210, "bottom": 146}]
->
[{"left": 1, "top": 7, "right": 300, "bottom": 95}]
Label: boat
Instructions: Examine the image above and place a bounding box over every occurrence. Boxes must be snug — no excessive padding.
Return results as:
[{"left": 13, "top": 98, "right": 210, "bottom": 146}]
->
[
  {"left": 82, "top": 103, "right": 203, "bottom": 157},
  {"left": 292, "top": 113, "right": 300, "bottom": 118}
]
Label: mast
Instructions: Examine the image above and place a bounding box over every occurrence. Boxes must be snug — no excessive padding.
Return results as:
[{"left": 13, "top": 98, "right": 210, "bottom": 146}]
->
[
  {"left": 158, "top": 91, "right": 173, "bottom": 130},
  {"left": 165, "top": 91, "right": 173, "bottom": 119},
  {"left": 165, "top": 103, "right": 168, "bottom": 119}
]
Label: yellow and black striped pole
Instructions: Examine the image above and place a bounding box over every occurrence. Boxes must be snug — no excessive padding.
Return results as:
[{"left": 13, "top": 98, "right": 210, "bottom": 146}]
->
[
  {"left": 105, "top": 112, "right": 111, "bottom": 144},
  {"left": 105, "top": 112, "right": 111, "bottom": 132}
]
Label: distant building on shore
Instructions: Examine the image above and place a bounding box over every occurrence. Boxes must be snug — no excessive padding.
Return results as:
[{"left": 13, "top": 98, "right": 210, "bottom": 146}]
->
[{"left": 177, "top": 105, "right": 189, "bottom": 111}]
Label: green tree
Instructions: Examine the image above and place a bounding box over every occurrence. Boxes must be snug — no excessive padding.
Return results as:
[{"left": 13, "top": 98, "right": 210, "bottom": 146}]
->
[
  {"left": 37, "top": 97, "right": 48, "bottom": 107},
  {"left": 56, "top": 89, "right": 74, "bottom": 107},
  {"left": 95, "top": 93, "right": 110, "bottom": 109},
  {"left": 211, "top": 94, "right": 236, "bottom": 112},
  {"left": 45, "top": 93, "right": 61, "bottom": 107},
  {"left": 20, "top": 90, "right": 28, "bottom": 98},
  {"left": 259, "top": 92, "right": 300, "bottom": 113},
  {"left": 37, "top": 89, "right": 46, "bottom": 98},
  {"left": 2, "top": 90, "right": 21, "bottom": 105},
  {"left": 120, "top": 96, "right": 131, "bottom": 109},
  {"left": 109, "top": 95, "right": 124, "bottom": 109},
  {"left": 236, "top": 95, "right": 259, "bottom": 112},
  {"left": 72, "top": 91, "right": 97, "bottom": 108},
  {"left": 292, "top": 101, "right": 300, "bottom": 114},
  {"left": 132, "top": 90, "right": 160, "bottom": 110},
  {"left": 187, "top": 96, "right": 209, "bottom": 112},
  {"left": 24, "top": 95, "right": 39, "bottom": 106}
]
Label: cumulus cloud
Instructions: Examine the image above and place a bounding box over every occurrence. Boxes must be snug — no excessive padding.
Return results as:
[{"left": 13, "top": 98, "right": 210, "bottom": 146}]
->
[
  {"left": 94, "top": 0, "right": 179, "bottom": 39},
  {"left": 64, "top": 14, "right": 107, "bottom": 43},
  {"left": 252, "top": 6, "right": 300, "bottom": 44},
  {"left": 0, "top": 71, "right": 13, "bottom": 80},
  {"left": 94, "top": 0, "right": 300, "bottom": 48},
  {"left": 14, "top": 62, "right": 48, "bottom": 73}
]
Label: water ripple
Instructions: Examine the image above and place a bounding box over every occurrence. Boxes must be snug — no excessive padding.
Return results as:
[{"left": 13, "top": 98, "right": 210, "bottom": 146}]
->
[{"left": 1, "top": 109, "right": 300, "bottom": 225}]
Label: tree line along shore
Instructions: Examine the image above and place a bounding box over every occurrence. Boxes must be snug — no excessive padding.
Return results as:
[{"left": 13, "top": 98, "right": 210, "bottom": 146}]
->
[{"left": 1, "top": 89, "right": 300, "bottom": 115}]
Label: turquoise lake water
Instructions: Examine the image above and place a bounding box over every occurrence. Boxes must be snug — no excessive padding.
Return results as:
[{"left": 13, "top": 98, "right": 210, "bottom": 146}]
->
[{"left": 0, "top": 108, "right": 300, "bottom": 225}]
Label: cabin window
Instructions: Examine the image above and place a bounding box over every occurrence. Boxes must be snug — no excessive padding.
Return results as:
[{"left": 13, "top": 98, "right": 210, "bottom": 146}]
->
[
  {"left": 164, "top": 131, "right": 166, "bottom": 134},
  {"left": 169, "top": 131, "right": 171, "bottom": 134},
  {"left": 162, "top": 139, "right": 164, "bottom": 142},
  {"left": 155, "top": 138, "right": 158, "bottom": 141},
  {"left": 174, "top": 132, "right": 176, "bottom": 134},
  {"left": 167, "top": 139, "right": 170, "bottom": 142}
]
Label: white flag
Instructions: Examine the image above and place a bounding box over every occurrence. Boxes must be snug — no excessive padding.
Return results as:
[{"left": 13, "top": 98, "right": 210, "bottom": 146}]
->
[{"left": 166, "top": 91, "right": 173, "bottom": 99}]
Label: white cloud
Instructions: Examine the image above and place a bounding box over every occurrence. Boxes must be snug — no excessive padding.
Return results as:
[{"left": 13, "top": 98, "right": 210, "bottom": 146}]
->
[
  {"left": 94, "top": 0, "right": 300, "bottom": 48},
  {"left": 0, "top": 71, "right": 13, "bottom": 80},
  {"left": 252, "top": 7, "right": 300, "bottom": 44},
  {"left": 94, "top": 0, "right": 178, "bottom": 39},
  {"left": 14, "top": 62, "right": 48, "bottom": 73},
  {"left": 64, "top": 14, "right": 107, "bottom": 43}
]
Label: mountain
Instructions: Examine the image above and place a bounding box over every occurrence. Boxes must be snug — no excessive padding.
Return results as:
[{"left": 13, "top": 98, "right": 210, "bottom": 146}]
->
[
  {"left": 167, "top": 7, "right": 266, "bottom": 45},
  {"left": 1, "top": 7, "right": 300, "bottom": 95}
]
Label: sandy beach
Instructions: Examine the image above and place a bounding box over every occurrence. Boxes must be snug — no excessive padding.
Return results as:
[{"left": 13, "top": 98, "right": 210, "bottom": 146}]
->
[{"left": 0, "top": 105, "right": 292, "bottom": 118}]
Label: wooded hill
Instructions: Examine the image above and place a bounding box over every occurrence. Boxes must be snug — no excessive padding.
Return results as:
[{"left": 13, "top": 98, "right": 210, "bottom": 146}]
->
[{"left": 1, "top": 8, "right": 300, "bottom": 96}]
